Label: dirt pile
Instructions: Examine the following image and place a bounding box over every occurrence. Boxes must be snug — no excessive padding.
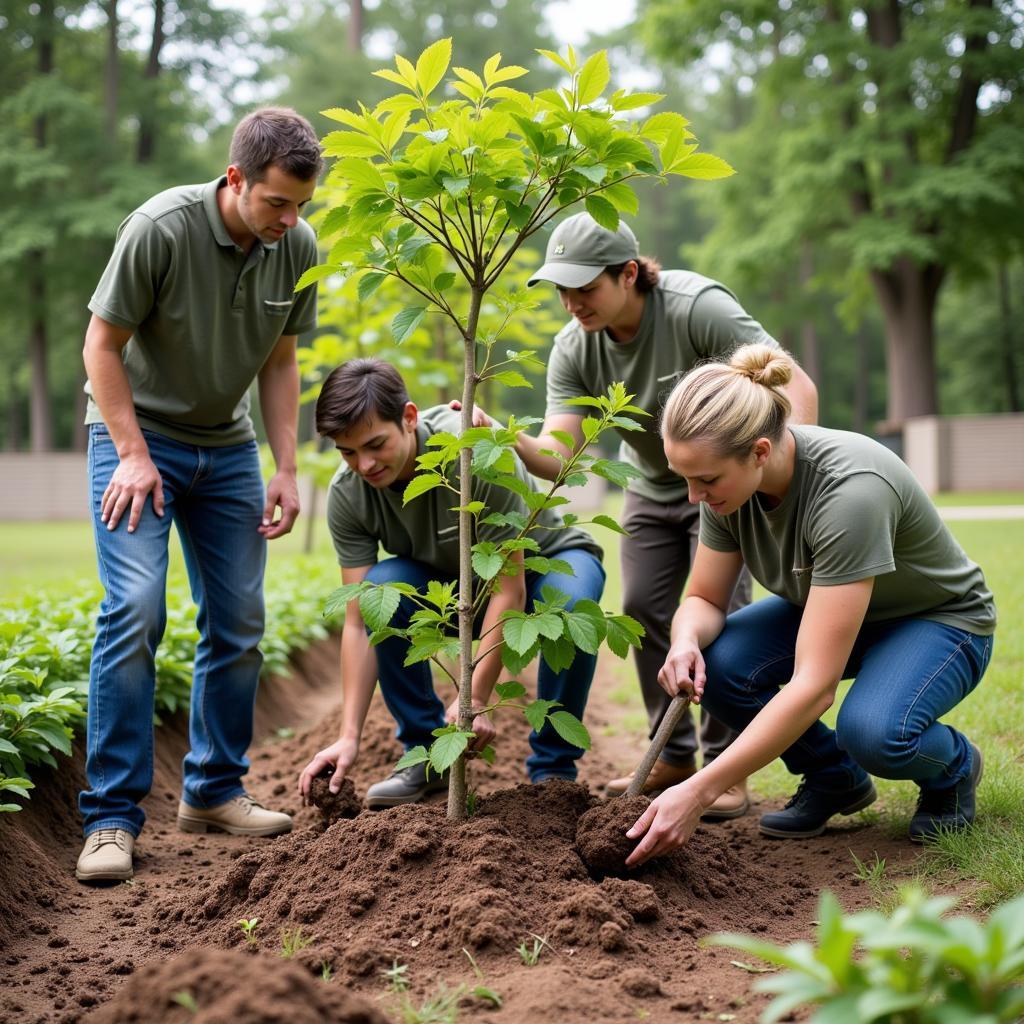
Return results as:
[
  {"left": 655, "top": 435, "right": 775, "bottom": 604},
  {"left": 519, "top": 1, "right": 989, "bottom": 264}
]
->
[
  {"left": 575, "top": 795, "right": 651, "bottom": 875},
  {"left": 152, "top": 780, "right": 795, "bottom": 988},
  {"left": 306, "top": 774, "right": 362, "bottom": 828},
  {"left": 87, "top": 947, "right": 389, "bottom": 1024}
]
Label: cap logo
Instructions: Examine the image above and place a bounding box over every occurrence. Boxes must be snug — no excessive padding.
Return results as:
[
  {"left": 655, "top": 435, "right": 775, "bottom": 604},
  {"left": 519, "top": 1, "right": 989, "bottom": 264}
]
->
[{"left": 554, "top": 244, "right": 565, "bottom": 255}]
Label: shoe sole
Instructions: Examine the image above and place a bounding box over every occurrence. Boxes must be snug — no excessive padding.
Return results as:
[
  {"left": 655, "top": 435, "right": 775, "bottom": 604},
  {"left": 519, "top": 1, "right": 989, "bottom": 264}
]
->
[
  {"left": 758, "top": 785, "right": 877, "bottom": 839},
  {"left": 909, "top": 746, "right": 984, "bottom": 844},
  {"left": 176, "top": 815, "right": 292, "bottom": 837},
  {"left": 701, "top": 798, "right": 751, "bottom": 822},
  {"left": 365, "top": 785, "right": 448, "bottom": 810},
  {"left": 75, "top": 866, "right": 133, "bottom": 883}
]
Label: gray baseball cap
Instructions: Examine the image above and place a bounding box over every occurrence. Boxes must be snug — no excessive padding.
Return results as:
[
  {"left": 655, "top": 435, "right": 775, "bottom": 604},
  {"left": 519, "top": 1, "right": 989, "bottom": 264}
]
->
[{"left": 528, "top": 213, "right": 639, "bottom": 288}]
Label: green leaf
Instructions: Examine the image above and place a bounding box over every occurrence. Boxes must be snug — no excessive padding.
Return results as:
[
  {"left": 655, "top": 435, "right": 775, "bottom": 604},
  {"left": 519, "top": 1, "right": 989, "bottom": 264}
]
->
[
  {"left": 416, "top": 38, "right": 452, "bottom": 97},
  {"left": 294, "top": 264, "right": 338, "bottom": 291},
  {"left": 576, "top": 163, "right": 607, "bottom": 184},
  {"left": 502, "top": 615, "right": 540, "bottom": 655},
  {"left": 402, "top": 473, "right": 444, "bottom": 504},
  {"left": 541, "top": 635, "right": 576, "bottom": 673},
  {"left": 333, "top": 157, "right": 387, "bottom": 192},
  {"left": 430, "top": 730, "right": 471, "bottom": 774},
  {"left": 478, "top": 745, "right": 496, "bottom": 766},
  {"left": 433, "top": 272, "right": 456, "bottom": 291},
  {"left": 669, "top": 152, "right": 736, "bottom": 180},
  {"left": 532, "top": 611, "right": 566, "bottom": 641},
  {"left": 442, "top": 176, "right": 471, "bottom": 197},
  {"left": 590, "top": 513, "right": 628, "bottom": 535},
  {"left": 536, "top": 48, "right": 574, "bottom": 75},
  {"left": 504, "top": 201, "right": 533, "bottom": 230},
  {"left": 605, "top": 615, "right": 644, "bottom": 658},
  {"left": 565, "top": 610, "right": 603, "bottom": 654},
  {"left": 395, "top": 746, "right": 430, "bottom": 770},
  {"left": 358, "top": 586, "right": 402, "bottom": 631},
  {"left": 472, "top": 544, "right": 505, "bottom": 581},
  {"left": 602, "top": 180, "right": 640, "bottom": 214},
  {"left": 423, "top": 128, "right": 449, "bottom": 144},
  {"left": 523, "top": 698, "right": 559, "bottom": 733},
  {"left": 577, "top": 51, "right": 610, "bottom": 105},
  {"left": 613, "top": 91, "right": 666, "bottom": 111},
  {"left": 392, "top": 306, "right": 428, "bottom": 343},
  {"left": 495, "top": 681, "right": 527, "bottom": 700},
  {"left": 489, "top": 370, "right": 531, "bottom": 388},
  {"left": 548, "top": 711, "right": 591, "bottom": 751},
  {"left": 584, "top": 195, "right": 618, "bottom": 231},
  {"left": 357, "top": 271, "right": 387, "bottom": 303}
]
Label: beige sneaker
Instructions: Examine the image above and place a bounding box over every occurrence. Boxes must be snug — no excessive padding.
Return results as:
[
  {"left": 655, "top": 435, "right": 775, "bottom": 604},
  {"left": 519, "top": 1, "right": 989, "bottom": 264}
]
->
[
  {"left": 604, "top": 758, "right": 697, "bottom": 797},
  {"left": 76, "top": 828, "right": 135, "bottom": 883},
  {"left": 702, "top": 780, "right": 751, "bottom": 821},
  {"left": 177, "top": 794, "right": 292, "bottom": 837}
]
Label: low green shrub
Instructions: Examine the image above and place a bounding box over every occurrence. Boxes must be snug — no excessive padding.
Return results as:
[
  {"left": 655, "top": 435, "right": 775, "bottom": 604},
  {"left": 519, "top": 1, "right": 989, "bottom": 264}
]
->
[
  {"left": 711, "top": 886, "right": 1024, "bottom": 1023},
  {"left": 0, "top": 557, "right": 343, "bottom": 811}
]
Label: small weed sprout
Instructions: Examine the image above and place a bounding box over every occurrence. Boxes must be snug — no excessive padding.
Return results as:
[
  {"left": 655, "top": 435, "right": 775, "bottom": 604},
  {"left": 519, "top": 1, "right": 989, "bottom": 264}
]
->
[
  {"left": 397, "top": 983, "right": 462, "bottom": 1024},
  {"left": 465, "top": 787, "right": 479, "bottom": 817},
  {"left": 320, "top": 960, "right": 333, "bottom": 982},
  {"left": 516, "top": 933, "right": 550, "bottom": 966},
  {"left": 850, "top": 850, "right": 886, "bottom": 884},
  {"left": 237, "top": 916, "right": 260, "bottom": 946},
  {"left": 278, "top": 926, "right": 313, "bottom": 959},
  {"left": 171, "top": 990, "right": 198, "bottom": 1013},
  {"left": 461, "top": 949, "right": 502, "bottom": 1006},
  {"left": 381, "top": 959, "right": 411, "bottom": 994}
]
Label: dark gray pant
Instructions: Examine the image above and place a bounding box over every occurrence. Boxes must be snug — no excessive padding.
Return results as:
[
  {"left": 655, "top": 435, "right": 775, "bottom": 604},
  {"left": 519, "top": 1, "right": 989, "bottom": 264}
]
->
[{"left": 620, "top": 490, "right": 752, "bottom": 767}]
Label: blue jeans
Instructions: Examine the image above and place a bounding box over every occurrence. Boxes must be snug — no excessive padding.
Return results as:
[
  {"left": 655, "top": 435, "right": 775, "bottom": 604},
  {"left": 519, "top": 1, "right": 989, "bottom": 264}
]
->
[
  {"left": 80, "top": 425, "right": 267, "bottom": 837},
  {"left": 366, "top": 549, "right": 606, "bottom": 782},
  {"left": 700, "top": 596, "right": 992, "bottom": 793}
]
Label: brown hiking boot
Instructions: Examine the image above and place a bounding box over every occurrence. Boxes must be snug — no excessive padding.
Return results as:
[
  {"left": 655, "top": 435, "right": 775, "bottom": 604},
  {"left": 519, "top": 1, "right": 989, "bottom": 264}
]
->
[
  {"left": 701, "top": 780, "right": 751, "bottom": 821},
  {"left": 76, "top": 828, "right": 135, "bottom": 883},
  {"left": 604, "top": 758, "right": 697, "bottom": 797},
  {"left": 177, "top": 794, "right": 292, "bottom": 837}
]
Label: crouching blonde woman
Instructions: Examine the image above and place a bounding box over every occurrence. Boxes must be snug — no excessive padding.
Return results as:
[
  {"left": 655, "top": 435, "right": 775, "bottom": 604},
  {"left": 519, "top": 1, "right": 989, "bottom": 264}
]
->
[{"left": 626, "top": 344, "right": 995, "bottom": 867}]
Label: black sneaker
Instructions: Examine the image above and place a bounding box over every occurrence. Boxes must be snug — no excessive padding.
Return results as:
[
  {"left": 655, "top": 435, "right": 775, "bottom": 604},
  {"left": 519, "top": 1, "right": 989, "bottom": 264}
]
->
[
  {"left": 909, "top": 743, "right": 983, "bottom": 844},
  {"left": 365, "top": 762, "right": 449, "bottom": 809},
  {"left": 759, "top": 775, "right": 877, "bottom": 839}
]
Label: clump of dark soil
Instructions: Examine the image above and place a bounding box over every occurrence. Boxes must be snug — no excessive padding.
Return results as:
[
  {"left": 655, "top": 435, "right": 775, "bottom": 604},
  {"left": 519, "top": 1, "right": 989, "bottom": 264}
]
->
[
  {"left": 87, "top": 947, "right": 388, "bottom": 1024},
  {"left": 575, "top": 795, "right": 650, "bottom": 876},
  {"left": 306, "top": 774, "right": 362, "bottom": 828}
]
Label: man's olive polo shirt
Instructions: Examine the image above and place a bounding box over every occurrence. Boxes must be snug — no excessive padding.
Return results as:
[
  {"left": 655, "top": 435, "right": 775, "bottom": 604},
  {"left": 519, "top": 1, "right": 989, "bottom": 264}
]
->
[{"left": 86, "top": 177, "right": 318, "bottom": 447}]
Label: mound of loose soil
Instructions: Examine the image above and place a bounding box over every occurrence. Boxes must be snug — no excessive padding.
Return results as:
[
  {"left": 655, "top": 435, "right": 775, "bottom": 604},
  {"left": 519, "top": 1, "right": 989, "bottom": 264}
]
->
[
  {"left": 153, "top": 779, "right": 796, "bottom": 991},
  {"left": 87, "top": 947, "right": 388, "bottom": 1024},
  {"left": 575, "top": 795, "right": 651, "bottom": 876}
]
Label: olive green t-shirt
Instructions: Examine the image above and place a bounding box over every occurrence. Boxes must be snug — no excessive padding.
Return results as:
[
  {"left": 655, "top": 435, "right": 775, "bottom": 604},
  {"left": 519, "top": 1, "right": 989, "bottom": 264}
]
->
[
  {"left": 545, "top": 270, "right": 774, "bottom": 503},
  {"left": 699, "top": 426, "right": 996, "bottom": 635},
  {"left": 327, "top": 406, "right": 603, "bottom": 578},
  {"left": 85, "top": 177, "right": 318, "bottom": 447}
]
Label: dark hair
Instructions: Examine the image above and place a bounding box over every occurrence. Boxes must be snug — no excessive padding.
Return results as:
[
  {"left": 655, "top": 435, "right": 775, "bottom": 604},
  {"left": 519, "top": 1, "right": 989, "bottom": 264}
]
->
[
  {"left": 605, "top": 256, "right": 661, "bottom": 294},
  {"left": 229, "top": 107, "right": 323, "bottom": 184},
  {"left": 316, "top": 359, "right": 411, "bottom": 437}
]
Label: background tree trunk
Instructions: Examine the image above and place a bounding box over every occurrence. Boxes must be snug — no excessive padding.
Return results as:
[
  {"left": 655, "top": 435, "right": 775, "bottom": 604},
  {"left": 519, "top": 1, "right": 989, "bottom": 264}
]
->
[
  {"left": 137, "top": 0, "right": 165, "bottom": 164},
  {"left": 28, "top": 0, "right": 55, "bottom": 452},
  {"left": 347, "top": 0, "right": 363, "bottom": 54},
  {"left": 105, "top": 0, "right": 119, "bottom": 144},
  {"left": 997, "top": 263, "right": 1020, "bottom": 413}
]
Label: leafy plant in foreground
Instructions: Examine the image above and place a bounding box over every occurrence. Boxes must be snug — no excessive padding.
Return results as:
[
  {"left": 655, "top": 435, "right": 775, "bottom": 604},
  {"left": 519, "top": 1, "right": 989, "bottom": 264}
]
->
[
  {"left": 307, "top": 40, "right": 731, "bottom": 818},
  {"left": 710, "top": 887, "right": 1024, "bottom": 1023}
]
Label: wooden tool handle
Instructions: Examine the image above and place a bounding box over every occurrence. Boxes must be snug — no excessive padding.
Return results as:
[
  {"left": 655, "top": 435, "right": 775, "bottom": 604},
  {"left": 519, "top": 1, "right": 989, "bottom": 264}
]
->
[{"left": 625, "top": 694, "right": 692, "bottom": 798}]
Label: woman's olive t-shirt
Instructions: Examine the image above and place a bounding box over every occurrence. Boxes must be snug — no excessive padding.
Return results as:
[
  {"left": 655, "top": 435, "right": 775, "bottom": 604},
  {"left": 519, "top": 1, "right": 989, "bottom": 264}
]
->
[{"left": 699, "top": 426, "right": 996, "bottom": 635}]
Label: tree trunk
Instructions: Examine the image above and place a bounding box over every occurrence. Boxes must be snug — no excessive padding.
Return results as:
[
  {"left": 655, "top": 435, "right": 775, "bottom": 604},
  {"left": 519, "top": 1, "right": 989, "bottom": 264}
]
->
[
  {"left": 997, "top": 263, "right": 1020, "bottom": 413},
  {"left": 347, "top": 0, "right": 363, "bottom": 54},
  {"left": 28, "top": 0, "right": 55, "bottom": 453},
  {"left": 5, "top": 380, "right": 23, "bottom": 451},
  {"left": 853, "top": 325, "right": 871, "bottom": 434},
  {"left": 449, "top": 286, "right": 484, "bottom": 821},
  {"left": 798, "top": 242, "right": 821, "bottom": 388},
  {"left": 105, "top": 0, "right": 119, "bottom": 144},
  {"left": 871, "top": 258, "right": 942, "bottom": 430},
  {"left": 137, "top": 0, "right": 165, "bottom": 164}
]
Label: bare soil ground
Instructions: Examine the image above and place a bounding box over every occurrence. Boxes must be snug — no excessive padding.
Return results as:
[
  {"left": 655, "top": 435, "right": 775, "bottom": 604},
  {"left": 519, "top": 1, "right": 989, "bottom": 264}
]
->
[{"left": 0, "top": 639, "right": 921, "bottom": 1024}]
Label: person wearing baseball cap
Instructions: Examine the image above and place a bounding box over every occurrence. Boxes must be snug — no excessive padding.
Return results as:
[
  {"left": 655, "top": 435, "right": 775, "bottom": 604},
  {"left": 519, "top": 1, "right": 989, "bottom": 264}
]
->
[{"left": 466, "top": 212, "right": 819, "bottom": 818}]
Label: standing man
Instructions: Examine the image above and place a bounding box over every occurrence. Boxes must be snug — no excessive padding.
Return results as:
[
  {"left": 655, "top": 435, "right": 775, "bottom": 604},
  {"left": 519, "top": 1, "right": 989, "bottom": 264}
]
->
[
  {"left": 469, "top": 214, "right": 818, "bottom": 817},
  {"left": 298, "top": 359, "right": 606, "bottom": 806},
  {"left": 76, "top": 108, "right": 323, "bottom": 883}
]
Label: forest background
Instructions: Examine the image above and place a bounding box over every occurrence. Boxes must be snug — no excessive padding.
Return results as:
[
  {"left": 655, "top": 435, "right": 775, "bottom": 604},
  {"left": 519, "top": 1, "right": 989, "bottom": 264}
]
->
[{"left": 2, "top": 0, "right": 1022, "bottom": 456}]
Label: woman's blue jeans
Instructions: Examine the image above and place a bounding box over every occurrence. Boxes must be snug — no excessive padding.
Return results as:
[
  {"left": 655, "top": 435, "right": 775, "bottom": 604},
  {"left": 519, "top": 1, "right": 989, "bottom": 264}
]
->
[
  {"left": 80, "top": 425, "right": 267, "bottom": 837},
  {"left": 366, "top": 549, "right": 606, "bottom": 782},
  {"left": 700, "top": 596, "right": 993, "bottom": 793}
]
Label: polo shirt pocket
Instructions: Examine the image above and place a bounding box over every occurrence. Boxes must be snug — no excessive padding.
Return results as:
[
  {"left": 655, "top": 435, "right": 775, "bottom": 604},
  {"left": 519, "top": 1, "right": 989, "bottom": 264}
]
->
[{"left": 263, "top": 299, "right": 293, "bottom": 316}]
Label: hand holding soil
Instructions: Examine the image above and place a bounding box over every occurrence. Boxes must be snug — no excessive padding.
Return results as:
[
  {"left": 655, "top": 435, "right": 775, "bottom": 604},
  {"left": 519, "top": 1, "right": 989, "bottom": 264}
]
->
[
  {"left": 298, "top": 736, "right": 359, "bottom": 801},
  {"left": 306, "top": 772, "right": 363, "bottom": 828},
  {"left": 625, "top": 779, "right": 706, "bottom": 867}
]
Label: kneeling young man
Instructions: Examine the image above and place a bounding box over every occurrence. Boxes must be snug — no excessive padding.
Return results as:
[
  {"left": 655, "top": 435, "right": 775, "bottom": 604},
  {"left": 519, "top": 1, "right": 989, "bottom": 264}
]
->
[{"left": 299, "top": 359, "right": 606, "bottom": 807}]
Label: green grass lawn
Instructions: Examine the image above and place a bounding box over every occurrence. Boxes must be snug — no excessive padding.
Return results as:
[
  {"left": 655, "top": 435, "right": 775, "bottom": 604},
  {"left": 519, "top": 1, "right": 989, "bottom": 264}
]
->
[{"left": 2, "top": 494, "right": 1022, "bottom": 905}]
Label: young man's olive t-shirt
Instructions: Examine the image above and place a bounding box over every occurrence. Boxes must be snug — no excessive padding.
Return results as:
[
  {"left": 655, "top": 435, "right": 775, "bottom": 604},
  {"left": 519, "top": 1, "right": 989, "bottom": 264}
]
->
[
  {"left": 327, "top": 406, "right": 603, "bottom": 577},
  {"left": 699, "top": 426, "right": 996, "bottom": 635},
  {"left": 545, "top": 270, "right": 774, "bottom": 503},
  {"left": 85, "top": 177, "right": 318, "bottom": 447}
]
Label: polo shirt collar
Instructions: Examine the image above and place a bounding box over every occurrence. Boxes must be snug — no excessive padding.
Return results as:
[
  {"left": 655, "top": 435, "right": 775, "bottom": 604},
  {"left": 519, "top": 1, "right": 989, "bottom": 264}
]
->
[{"left": 202, "top": 176, "right": 279, "bottom": 253}]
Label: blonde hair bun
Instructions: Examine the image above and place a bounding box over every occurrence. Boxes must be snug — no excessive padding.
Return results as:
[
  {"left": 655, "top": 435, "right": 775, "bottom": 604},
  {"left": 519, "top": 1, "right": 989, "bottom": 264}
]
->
[{"left": 731, "top": 343, "right": 793, "bottom": 390}]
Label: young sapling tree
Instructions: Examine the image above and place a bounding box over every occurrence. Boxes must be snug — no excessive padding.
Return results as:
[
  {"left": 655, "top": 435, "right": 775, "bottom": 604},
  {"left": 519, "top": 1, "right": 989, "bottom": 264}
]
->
[{"left": 304, "top": 41, "right": 733, "bottom": 818}]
